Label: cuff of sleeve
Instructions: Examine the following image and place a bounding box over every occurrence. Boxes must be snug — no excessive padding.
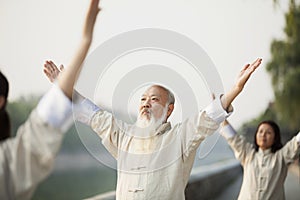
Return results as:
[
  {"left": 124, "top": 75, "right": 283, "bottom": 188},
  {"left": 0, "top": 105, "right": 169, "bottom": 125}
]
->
[
  {"left": 221, "top": 124, "right": 236, "bottom": 139},
  {"left": 37, "top": 84, "right": 73, "bottom": 132},
  {"left": 204, "top": 95, "right": 233, "bottom": 124},
  {"left": 296, "top": 132, "right": 300, "bottom": 143},
  {"left": 72, "top": 91, "right": 100, "bottom": 125}
]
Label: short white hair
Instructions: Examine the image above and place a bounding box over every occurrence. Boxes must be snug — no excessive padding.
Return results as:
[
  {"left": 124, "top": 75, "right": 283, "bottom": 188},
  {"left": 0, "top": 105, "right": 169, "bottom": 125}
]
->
[{"left": 149, "top": 85, "right": 175, "bottom": 105}]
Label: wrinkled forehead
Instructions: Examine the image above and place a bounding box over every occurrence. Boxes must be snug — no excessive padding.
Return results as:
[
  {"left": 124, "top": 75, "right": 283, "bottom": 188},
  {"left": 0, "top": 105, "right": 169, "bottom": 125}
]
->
[{"left": 142, "top": 85, "right": 168, "bottom": 98}]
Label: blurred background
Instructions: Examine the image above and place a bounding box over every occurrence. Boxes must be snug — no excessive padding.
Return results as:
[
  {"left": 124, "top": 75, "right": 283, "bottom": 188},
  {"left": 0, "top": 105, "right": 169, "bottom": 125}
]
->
[{"left": 1, "top": 0, "right": 300, "bottom": 199}]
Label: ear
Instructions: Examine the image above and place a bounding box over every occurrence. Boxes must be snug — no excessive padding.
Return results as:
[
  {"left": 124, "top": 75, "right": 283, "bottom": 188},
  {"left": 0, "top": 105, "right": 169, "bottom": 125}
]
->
[
  {"left": 0, "top": 96, "right": 6, "bottom": 109},
  {"left": 166, "top": 103, "right": 174, "bottom": 118}
]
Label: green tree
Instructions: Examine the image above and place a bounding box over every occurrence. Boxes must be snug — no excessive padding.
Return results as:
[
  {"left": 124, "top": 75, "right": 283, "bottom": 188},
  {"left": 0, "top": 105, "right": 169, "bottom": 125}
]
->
[
  {"left": 239, "top": 0, "right": 300, "bottom": 142},
  {"left": 266, "top": 0, "right": 300, "bottom": 130}
]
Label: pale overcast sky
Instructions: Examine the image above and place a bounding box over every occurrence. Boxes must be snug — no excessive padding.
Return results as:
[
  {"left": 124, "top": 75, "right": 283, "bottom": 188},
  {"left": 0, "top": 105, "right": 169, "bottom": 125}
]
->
[{"left": 0, "top": 0, "right": 288, "bottom": 128}]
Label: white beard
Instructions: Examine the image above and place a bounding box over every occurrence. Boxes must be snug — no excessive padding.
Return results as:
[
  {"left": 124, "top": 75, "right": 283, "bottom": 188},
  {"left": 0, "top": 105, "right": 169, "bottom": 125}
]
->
[{"left": 135, "top": 105, "right": 168, "bottom": 131}]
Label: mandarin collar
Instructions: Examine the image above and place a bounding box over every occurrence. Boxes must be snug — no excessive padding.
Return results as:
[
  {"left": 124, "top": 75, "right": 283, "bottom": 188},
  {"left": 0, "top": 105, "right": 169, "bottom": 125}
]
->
[
  {"left": 258, "top": 148, "right": 272, "bottom": 155},
  {"left": 156, "top": 122, "right": 171, "bottom": 135}
]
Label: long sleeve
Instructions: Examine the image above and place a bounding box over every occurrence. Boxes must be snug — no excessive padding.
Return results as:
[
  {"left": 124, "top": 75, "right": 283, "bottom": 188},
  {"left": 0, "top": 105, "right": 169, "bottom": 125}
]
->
[
  {"left": 281, "top": 131, "right": 300, "bottom": 165},
  {"left": 73, "top": 92, "right": 127, "bottom": 158},
  {"left": 72, "top": 90, "right": 101, "bottom": 125},
  {"left": 220, "top": 124, "right": 254, "bottom": 166},
  {"left": 181, "top": 96, "right": 233, "bottom": 158},
  {"left": 0, "top": 85, "right": 72, "bottom": 200}
]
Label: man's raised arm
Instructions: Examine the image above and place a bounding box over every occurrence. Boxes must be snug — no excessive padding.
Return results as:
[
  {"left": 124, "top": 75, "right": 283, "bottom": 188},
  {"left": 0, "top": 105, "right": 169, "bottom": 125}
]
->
[{"left": 58, "top": 0, "right": 101, "bottom": 99}]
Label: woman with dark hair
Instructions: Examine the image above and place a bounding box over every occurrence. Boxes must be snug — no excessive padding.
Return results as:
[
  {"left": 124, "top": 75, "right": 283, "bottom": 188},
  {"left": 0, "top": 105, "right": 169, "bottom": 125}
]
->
[
  {"left": 253, "top": 120, "right": 283, "bottom": 153},
  {"left": 221, "top": 120, "right": 300, "bottom": 200},
  {"left": 0, "top": 1, "right": 101, "bottom": 199}
]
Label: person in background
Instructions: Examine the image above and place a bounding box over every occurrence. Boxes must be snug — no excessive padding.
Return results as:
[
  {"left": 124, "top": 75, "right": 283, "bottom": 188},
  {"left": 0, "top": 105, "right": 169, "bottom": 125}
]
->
[
  {"left": 221, "top": 119, "right": 300, "bottom": 200},
  {"left": 0, "top": 71, "right": 11, "bottom": 141},
  {"left": 0, "top": 0, "right": 101, "bottom": 199}
]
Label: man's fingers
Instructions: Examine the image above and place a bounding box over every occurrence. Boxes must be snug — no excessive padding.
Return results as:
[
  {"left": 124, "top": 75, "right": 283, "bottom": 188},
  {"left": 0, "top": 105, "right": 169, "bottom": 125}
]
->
[
  {"left": 59, "top": 65, "right": 64, "bottom": 71},
  {"left": 251, "top": 58, "right": 262, "bottom": 68},
  {"left": 242, "top": 58, "right": 262, "bottom": 73},
  {"left": 43, "top": 69, "right": 54, "bottom": 82},
  {"left": 242, "top": 58, "right": 262, "bottom": 75},
  {"left": 241, "top": 64, "right": 250, "bottom": 72},
  {"left": 43, "top": 69, "right": 49, "bottom": 76},
  {"left": 49, "top": 61, "right": 57, "bottom": 71},
  {"left": 44, "top": 61, "right": 53, "bottom": 71},
  {"left": 48, "top": 61, "right": 60, "bottom": 74},
  {"left": 248, "top": 58, "right": 262, "bottom": 74},
  {"left": 43, "top": 67, "right": 52, "bottom": 76},
  {"left": 43, "top": 64, "right": 51, "bottom": 73},
  {"left": 250, "top": 58, "right": 259, "bottom": 66}
]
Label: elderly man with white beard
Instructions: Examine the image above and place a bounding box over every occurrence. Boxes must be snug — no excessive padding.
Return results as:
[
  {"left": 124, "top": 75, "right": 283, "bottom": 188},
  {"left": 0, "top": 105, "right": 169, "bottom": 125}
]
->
[
  {"left": 44, "top": 58, "right": 262, "bottom": 200},
  {"left": 136, "top": 85, "right": 174, "bottom": 129}
]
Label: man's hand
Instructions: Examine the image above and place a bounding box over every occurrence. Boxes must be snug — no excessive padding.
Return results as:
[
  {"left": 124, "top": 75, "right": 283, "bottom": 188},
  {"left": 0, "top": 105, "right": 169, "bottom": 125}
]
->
[
  {"left": 43, "top": 61, "right": 63, "bottom": 83},
  {"left": 234, "top": 58, "right": 262, "bottom": 92},
  {"left": 221, "top": 58, "right": 262, "bottom": 110}
]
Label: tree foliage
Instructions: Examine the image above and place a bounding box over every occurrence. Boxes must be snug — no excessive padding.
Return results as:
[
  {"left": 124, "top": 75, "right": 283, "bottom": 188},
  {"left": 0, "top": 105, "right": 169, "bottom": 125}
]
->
[
  {"left": 266, "top": 0, "right": 300, "bottom": 130},
  {"left": 239, "top": 0, "right": 300, "bottom": 141}
]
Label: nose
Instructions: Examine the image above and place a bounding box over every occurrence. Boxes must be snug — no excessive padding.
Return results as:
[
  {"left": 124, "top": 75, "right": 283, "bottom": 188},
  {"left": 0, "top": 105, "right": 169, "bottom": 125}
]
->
[
  {"left": 260, "top": 132, "right": 266, "bottom": 137},
  {"left": 142, "top": 99, "right": 151, "bottom": 108},
  {"left": 143, "top": 104, "right": 150, "bottom": 108}
]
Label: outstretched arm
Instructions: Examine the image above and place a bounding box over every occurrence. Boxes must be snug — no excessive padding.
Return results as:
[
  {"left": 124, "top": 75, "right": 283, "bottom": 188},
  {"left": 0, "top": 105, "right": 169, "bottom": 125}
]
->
[
  {"left": 0, "top": 1, "right": 102, "bottom": 199},
  {"left": 221, "top": 58, "right": 262, "bottom": 110},
  {"left": 181, "top": 61, "right": 261, "bottom": 159},
  {"left": 220, "top": 120, "right": 254, "bottom": 165},
  {"left": 38, "top": 0, "right": 101, "bottom": 130},
  {"left": 57, "top": 0, "right": 101, "bottom": 99}
]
